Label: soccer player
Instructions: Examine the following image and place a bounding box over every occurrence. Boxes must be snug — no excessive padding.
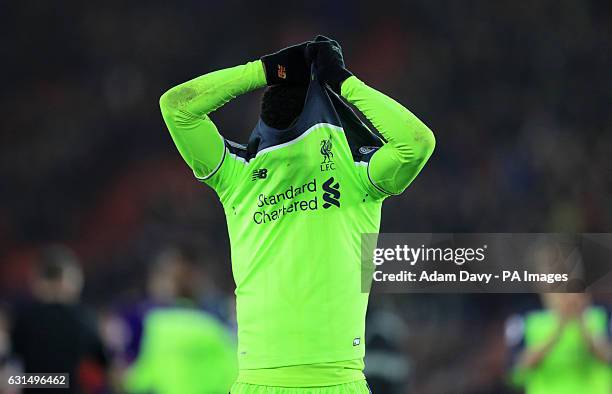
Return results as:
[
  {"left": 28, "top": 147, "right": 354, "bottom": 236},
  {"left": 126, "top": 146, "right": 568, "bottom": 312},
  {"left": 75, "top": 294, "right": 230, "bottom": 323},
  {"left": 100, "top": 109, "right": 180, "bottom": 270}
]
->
[
  {"left": 159, "top": 36, "right": 435, "bottom": 393},
  {"left": 124, "top": 247, "right": 237, "bottom": 394},
  {"left": 506, "top": 293, "right": 612, "bottom": 394}
]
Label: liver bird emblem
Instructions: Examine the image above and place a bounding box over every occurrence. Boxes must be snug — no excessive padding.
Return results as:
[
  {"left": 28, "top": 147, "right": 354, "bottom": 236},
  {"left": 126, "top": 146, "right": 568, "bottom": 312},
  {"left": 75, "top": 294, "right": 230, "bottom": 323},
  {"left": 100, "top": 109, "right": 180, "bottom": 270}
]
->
[{"left": 320, "top": 138, "right": 333, "bottom": 163}]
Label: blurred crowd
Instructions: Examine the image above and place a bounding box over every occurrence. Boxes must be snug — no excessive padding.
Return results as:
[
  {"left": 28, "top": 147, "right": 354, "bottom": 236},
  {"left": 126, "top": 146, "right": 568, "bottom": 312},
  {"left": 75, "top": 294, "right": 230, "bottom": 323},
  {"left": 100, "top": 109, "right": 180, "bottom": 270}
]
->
[{"left": 0, "top": 0, "right": 610, "bottom": 393}]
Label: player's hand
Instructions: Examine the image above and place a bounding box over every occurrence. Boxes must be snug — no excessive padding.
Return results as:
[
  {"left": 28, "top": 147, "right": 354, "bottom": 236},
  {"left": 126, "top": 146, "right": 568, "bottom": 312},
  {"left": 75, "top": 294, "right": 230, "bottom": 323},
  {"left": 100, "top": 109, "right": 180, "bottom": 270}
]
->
[
  {"left": 261, "top": 42, "right": 311, "bottom": 86},
  {"left": 557, "top": 312, "right": 571, "bottom": 328},
  {"left": 306, "top": 35, "right": 353, "bottom": 94}
]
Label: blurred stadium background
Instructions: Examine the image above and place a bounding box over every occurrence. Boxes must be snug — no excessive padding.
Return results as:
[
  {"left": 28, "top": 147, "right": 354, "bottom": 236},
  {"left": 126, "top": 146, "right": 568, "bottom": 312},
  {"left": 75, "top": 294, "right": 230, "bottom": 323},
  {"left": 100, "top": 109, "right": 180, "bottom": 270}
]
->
[{"left": 0, "top": 1, "right": 610, "bottom": 393}]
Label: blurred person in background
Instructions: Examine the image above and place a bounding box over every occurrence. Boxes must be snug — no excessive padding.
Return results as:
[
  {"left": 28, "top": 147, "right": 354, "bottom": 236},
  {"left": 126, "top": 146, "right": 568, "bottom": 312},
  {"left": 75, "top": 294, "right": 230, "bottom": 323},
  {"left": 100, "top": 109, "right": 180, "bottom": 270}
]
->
[
  {"left": 505, "top": 292, "right": 612, "bottom": 394},
  {"left": 0, "top": 306, "right": 20, "bottom": 394},
  {"left": 111, "top": 242, "right": 234, "bottom": 364},
  {"left": 364, "top": 298, "right": 411, "bottom": 394},
  {"left": 0, "top": 307, "right": 9, "bottom": 368},
  {"left": 122, "top": 246, "right": 237, "bottom": 394},
  {"left": 9, "top": 245, "right": 109, "bottom": 394}
]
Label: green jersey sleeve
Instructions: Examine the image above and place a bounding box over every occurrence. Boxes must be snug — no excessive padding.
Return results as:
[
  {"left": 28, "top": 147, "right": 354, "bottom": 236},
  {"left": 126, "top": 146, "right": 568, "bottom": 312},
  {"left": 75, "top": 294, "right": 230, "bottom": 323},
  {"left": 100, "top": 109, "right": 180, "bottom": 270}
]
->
[
  {"left": 159, "top": 60, "right": 267, "bottom": 196},
  {"left": 340, "top": 76, "right": 435, "bottom": 196}
]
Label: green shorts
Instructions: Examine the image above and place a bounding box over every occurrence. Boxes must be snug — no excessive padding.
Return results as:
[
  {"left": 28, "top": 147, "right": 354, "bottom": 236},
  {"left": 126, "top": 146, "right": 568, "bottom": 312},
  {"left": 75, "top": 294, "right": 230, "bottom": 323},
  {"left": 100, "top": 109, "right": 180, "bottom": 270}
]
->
[{"left": 230, "top": 380, "right": 371, "bottom": 394}]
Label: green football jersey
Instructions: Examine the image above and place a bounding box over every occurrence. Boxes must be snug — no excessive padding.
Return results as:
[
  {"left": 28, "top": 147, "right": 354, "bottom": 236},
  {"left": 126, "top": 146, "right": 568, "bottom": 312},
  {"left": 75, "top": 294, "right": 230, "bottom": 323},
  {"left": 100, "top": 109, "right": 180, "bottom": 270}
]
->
[
  {"left": 124, "top": 307, "right": 237, "bottom": 394},
  {"left": 510, "top": 308, "right": 612, "bottom": 394},
  {"left": 160, "top": 59, "right": 435, "bottom": 384},
  {"left": 205, "top": 123, "right": 385, "bottom": 369}
]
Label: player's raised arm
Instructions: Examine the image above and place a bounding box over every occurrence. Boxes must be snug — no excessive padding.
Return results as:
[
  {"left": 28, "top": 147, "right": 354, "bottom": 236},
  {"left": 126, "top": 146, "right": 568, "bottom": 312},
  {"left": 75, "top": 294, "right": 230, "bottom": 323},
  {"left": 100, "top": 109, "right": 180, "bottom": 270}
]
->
[
  {"left": 308, "top": 36, "right": 435, "bottom": 195},
  {"left": 159, "top": 42, "right": 311, "bottom": 180},
  {"left": 341, "top": 77, "right": 435, "bottom": 195},
  {"left": 159, "top": 61, "right": 266, "bottom": 180}
]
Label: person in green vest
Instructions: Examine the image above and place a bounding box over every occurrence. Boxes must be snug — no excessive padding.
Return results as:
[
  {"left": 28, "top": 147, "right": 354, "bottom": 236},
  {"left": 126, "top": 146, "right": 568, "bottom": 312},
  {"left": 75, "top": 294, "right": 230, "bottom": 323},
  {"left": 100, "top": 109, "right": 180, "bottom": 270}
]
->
[
  {"left": 506, "top": 293, "right": 612, "bottom": 394},
  {"left": 123, "top": 247, "right": 238, "bottom": 394}
]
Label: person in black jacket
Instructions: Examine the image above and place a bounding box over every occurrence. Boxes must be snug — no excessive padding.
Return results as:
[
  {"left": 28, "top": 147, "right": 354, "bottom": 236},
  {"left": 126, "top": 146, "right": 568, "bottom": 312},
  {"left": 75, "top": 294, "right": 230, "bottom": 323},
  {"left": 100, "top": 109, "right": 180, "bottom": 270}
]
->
[{"left": 10, "top": 245, "right": 108, "bottom": 394}]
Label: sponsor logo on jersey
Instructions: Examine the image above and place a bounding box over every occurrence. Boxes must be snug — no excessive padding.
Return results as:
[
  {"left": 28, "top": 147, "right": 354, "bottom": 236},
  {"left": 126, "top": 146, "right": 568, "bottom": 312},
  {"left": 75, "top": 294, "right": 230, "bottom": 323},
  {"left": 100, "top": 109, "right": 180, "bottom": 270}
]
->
[
  {"left": 322, "top": 177, "right": 341, "bottom": 208},
  {"left": 251, "top": 176, "right": 342, "bottom": 224},
  {"left": 253, "top": 179, "right": 318, "bottom": 224},
  {"left": 252, "top": 168, "right": 268, "bottom": 180},
  {"left": 277, "top": 64, "right": 287, "bottom": 79},
  {"left": 320, "top": 137, "right": 336, "bottom": 172},
  {"left": 353, "top": 337, "right": 361, "bottom": 346}
]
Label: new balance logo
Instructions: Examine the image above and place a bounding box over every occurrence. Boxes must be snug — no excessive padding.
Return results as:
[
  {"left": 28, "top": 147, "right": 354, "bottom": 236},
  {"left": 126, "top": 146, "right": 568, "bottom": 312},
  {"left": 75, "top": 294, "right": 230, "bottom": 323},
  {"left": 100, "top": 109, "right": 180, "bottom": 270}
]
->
[
  {"left": 252, "top": 168, "right": 268, "bottom": 180},
  {"left": 322, "top": 177, "right": 340, "bottom": 209}
]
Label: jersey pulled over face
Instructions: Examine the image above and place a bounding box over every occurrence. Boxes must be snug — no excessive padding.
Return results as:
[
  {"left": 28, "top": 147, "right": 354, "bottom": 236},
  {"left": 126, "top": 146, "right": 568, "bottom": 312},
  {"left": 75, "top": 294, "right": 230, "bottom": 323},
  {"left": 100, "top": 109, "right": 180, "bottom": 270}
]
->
[{"left": 203, "top": 80, "right": 386, "bottom": 369}]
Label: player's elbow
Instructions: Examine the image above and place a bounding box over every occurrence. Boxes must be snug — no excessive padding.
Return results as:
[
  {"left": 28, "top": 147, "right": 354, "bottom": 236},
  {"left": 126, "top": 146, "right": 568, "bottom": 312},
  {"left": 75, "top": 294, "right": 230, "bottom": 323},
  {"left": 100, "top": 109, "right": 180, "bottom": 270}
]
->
[
  {"left": 412, "top": 126, "right": 435, "bottom": 165},
  {"left": 159, "top": 85, "right": 201, "bottom": 122},
  {"left": 419, "top": 127, "right": 436, "bottom": 161},
  {"left": 159, "top": 88, "right": 178, "bottom": 114},
  {"left": 395, "top": 126, "right": 435, "bottom": 164}
]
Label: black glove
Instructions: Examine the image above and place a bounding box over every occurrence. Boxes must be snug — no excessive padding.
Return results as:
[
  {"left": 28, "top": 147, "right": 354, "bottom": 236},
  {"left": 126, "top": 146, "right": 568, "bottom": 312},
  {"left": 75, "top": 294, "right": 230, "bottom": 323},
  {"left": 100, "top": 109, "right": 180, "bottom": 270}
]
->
[
  {"left": 261, "top": 42, "right": 310, "bottom": 86},
  {"left": 306, "top": 35, "right": 353, "bottom": 93}
]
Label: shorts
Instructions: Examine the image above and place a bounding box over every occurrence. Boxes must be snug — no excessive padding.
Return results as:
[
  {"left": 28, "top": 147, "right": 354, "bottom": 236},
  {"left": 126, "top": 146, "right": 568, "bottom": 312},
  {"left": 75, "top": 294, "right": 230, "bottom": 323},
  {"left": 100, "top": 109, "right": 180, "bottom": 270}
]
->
[{"left": 230, "top": 380, "right": 371, "bottom": 394}]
